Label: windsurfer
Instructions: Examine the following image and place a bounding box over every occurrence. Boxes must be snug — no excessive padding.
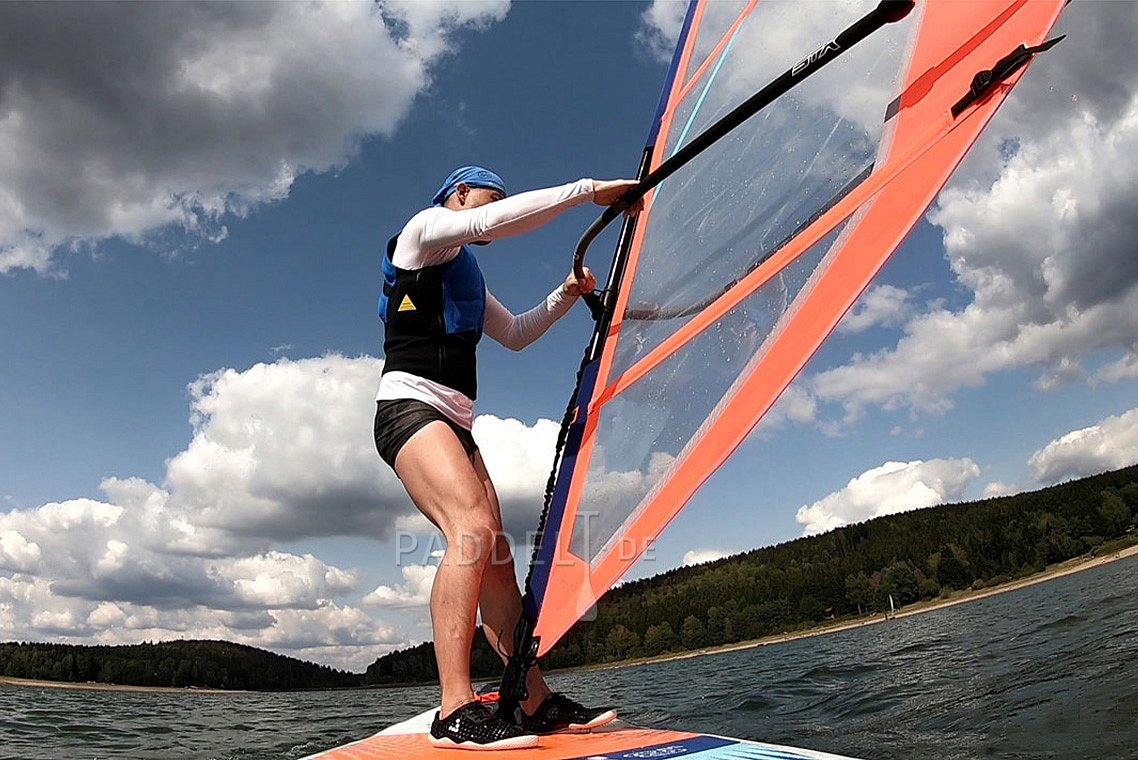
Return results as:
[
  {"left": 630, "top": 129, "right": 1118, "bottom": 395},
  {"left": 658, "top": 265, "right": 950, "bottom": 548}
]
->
[{"left": 374, "top": 166, "right": 632, "bottom": 750}]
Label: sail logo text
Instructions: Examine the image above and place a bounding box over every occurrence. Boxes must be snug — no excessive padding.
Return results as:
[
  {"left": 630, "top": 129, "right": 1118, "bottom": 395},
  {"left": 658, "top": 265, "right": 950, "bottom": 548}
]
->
[{"left": 792, "top": 40, "right": 841, "bottom": 76}]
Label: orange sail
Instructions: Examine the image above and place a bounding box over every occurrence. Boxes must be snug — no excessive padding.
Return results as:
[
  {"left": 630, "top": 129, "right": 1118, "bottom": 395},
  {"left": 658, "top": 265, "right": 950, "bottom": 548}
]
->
[{"left": 525, "top": 0, "right": 1066, "bottom": 656}]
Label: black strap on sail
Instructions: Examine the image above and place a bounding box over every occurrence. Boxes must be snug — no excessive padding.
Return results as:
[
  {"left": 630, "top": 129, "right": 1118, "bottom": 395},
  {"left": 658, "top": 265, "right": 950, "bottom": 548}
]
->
[{"left": 951, "top": 36, "right": 1064, "bottom": 117}]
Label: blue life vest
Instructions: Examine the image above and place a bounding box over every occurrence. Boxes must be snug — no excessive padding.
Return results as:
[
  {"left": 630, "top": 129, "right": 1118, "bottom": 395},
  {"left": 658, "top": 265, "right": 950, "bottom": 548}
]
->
[{"left": 378, "top": 236, "right": 486, "bottom": 398}]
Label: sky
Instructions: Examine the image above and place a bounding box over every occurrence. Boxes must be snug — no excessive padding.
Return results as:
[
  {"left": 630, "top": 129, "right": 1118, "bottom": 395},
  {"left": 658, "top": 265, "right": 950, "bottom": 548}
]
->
[{"left": 1, "top": 1, "right": 1136, "bottom": 673}]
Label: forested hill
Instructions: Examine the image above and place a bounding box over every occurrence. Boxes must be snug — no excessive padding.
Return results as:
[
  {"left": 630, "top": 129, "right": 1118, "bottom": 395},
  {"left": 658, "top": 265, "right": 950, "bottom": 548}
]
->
[
  {"left": 366, "top": 464, "right": 1138, "bottom": 683},
  {"left": 0, "top": 639, "right": 361, "bottom": 690},
  {"left": 5, "top": 467, "right": 1136, "bottom": 690}
]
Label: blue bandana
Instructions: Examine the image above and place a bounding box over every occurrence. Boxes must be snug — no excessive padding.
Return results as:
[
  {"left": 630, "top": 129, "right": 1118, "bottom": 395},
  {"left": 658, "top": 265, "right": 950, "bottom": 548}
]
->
[{"left": 432, "top": 166, "right": 507, "bottom": 207}]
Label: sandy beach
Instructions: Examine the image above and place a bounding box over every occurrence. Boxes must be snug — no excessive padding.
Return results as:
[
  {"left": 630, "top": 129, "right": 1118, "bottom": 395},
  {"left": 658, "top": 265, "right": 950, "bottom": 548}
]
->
[{"left": 0, "top": 675, "right": 245, "bottom": 694}]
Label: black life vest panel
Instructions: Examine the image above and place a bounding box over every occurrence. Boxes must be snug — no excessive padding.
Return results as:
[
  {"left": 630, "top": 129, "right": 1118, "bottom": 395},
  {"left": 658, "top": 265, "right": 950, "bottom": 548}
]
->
[{"left": 378, "top": 235, "right": 486, "bottom": 399}]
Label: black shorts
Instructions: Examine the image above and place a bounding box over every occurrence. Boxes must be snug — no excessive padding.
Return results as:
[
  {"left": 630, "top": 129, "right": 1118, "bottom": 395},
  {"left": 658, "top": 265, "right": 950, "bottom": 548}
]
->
[{"left": 373, "top": 399, "right": 478, "bottom": 470}]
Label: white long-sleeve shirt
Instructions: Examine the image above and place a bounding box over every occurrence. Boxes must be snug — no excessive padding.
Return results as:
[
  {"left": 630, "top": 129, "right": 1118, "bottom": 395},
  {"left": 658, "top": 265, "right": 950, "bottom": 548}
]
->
[{"left": 376, "top": 179, "right": 596, "bottom": 429}]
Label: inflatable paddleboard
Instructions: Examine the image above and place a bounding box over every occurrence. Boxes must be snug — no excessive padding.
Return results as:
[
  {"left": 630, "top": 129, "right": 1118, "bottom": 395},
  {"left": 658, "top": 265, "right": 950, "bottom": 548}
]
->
[{"left": 301, "top": 707, "right": 863, "bottom": 759}]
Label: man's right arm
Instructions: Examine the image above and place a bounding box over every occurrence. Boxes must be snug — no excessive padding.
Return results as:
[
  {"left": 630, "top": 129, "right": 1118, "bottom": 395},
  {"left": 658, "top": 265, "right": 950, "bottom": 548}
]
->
[{"left": 413, "top": 179, "right": 595, "bottom": 254}]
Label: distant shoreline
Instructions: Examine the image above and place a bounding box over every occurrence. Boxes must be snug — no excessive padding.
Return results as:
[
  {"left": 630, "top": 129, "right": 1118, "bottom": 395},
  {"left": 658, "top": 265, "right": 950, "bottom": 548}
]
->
[
  {"left": 575, "top": 542, "right": 1138, "bottom": 674},
  {"left": 3, "top": 543, "right": 1135, "bottom": 694},
  {"left": 0, "top": 676, "right": 247, "bottom": 694}
]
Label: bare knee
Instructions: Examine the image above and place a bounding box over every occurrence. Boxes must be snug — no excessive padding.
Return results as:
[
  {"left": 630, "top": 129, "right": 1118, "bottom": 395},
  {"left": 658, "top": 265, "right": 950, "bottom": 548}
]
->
[
  {"left": 443, "top": 500, "right": 500, "bottom": 567},
  {"left": 450, "top": 523, "right": 497, "bottom": 567},
  {"left": 489, "top": 533, "right": 515, "bottom": 570}
]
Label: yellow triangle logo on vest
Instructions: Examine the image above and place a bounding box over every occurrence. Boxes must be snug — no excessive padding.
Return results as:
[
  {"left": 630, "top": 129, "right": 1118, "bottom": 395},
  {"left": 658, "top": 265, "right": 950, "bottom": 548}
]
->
[{"left": 398, "top": 295, "right": 416, "bottom": 312}]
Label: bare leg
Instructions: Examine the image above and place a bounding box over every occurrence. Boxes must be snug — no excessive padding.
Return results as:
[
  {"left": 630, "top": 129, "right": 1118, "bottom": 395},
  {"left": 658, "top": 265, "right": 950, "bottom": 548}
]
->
[
  {"left": 470, "top": 451, "right": 552, "bottom": 714},
  {"left": 394, "top": 422, "right": 501, "bottom": 719}
]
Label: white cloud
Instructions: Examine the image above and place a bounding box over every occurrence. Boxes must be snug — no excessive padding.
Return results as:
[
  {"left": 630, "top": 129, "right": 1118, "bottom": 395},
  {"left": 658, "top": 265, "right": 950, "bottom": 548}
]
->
[
  {"left": 0, "top": 1, "right": 509, "bottom": 275},
  {"left": 472, "top": 414, "right": 560, "bottom": 542},
  {"left": 1098, "top": 352, "right": 1138, "bottom": 384},
  {"left": 256, "top": 604, "right": 400, "bottom": 652},
  {"left": 363, "top": 563, "right": 437, "bottom": 608},
  {"left": 0, "top": 571, "right": 403, "bottom": 670},
  {"left": 0, "top": 530, "right": 42, "bottom": 573},
  {"left": 1028, "top": 407, "right": 1138, "bottom": 484},
  {"left": 0, "top": 352, "right": 566, "bottom": 668},
  {"left": 224, "top": 552, "right": 358, "bottom": 609},
  {"left": 0, "top": 499, "right": 124, "bottom": 578},
  {"left": 982, "top": 482, "right": 1018, "bottom": 499},
  {"left": 87, "top": 602, "right": 127, "bottom": 630},
  {"left": 0, "top": 576, "right": 94, "bottom": 638},
  {"left": 0, "top": 496, "right": 360, "bottom": 612},
  {"left": 838, "top": 285, "right": 914, "bottom": 334},
  {"left": 682, "top": 548, "right": 731, "bottom": 567},
  {"left": 165, "top": 355, "right": 407, "bottom": 545},
  {"left": 0, "top": 529, "right": 404, "bottom": 670},
  {"left": 795, "top": 459, "right": 980, "bottom": 536},
  {"left": 383, "top": 1, "right": 510, "bottom": 60},
  {"left": 636, "top": 0, "right": 688, "bottom": 63},
  {"left": 808, "top": 3, "right": 1138, "bottom": 420},
  {"left": 754, "top": 384, "right": 819, "bottom": 434},
  {"left": 575, "top": 448, "right": 677, "bottom": 561}
]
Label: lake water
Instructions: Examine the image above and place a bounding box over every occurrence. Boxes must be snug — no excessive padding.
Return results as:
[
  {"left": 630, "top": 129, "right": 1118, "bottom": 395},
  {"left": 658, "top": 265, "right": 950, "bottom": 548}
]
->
[{"left": 2, "top": 555, "right": 1135, "bottom": 760}]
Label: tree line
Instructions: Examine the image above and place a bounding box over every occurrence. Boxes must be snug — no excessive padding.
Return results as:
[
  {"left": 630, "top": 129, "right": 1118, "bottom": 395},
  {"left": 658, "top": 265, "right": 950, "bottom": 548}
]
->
[
  {"left": 368, "top": 464, "right": 1138, "bottom": 682},
  {"left": 0, "top": 639, "right": 361, "bottom": 690},
  {"left": 5, "top": 466, "right": 1135, "bottom": 689}
]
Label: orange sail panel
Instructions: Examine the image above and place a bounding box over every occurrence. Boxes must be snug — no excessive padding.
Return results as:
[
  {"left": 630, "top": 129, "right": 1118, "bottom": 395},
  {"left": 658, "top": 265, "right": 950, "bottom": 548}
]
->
[{"left": 528, "top": 0, "right": 1065, "bottom": 655}]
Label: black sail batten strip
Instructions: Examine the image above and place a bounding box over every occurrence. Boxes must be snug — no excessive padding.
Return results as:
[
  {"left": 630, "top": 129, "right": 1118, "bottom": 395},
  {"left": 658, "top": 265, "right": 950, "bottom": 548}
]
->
[{"left": 577, "top": 0, "right": 915, "bottom": 321}]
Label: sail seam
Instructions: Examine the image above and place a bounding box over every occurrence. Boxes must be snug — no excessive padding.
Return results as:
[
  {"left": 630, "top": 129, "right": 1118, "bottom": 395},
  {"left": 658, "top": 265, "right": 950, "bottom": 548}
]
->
[
  {"left": 672, "top": 22, "right": 744, "bottom": 160},
  {"left": 662, "top": 0, "right": 758, "bottom": 132}
]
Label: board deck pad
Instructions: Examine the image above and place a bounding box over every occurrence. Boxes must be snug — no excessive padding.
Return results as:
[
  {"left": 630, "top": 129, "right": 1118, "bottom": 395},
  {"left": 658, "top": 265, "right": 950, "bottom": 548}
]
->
[{"left": 301, "top": 708, "right": 862, "bottom": 759}]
